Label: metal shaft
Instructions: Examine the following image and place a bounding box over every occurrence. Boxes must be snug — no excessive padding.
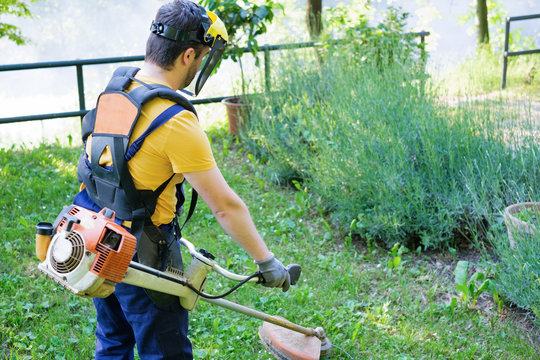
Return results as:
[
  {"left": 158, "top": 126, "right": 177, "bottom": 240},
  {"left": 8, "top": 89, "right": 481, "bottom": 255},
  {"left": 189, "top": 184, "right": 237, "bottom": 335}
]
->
[{"left": 202, "top": 297, "right": 319, "bottom": 338}]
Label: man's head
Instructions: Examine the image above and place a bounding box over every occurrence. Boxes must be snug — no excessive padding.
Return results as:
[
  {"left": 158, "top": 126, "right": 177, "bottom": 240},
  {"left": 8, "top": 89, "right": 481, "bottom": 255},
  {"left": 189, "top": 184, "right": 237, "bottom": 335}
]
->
[
  {"left": 145, "top": 0, "right": 206, "bottom": 70},
  {"left": 145, "top": 0, "right": 228, "bottom": 94}
]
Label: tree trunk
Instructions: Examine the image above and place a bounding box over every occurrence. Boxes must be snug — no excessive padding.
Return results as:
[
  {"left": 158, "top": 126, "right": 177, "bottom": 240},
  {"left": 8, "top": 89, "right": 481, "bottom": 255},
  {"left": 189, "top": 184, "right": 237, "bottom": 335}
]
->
[
  {"left": 306, "top": 0, "right": 323, "bottom": 40},
  {"left": 476, "top": 0, "right": 489, "bottom": 44}
]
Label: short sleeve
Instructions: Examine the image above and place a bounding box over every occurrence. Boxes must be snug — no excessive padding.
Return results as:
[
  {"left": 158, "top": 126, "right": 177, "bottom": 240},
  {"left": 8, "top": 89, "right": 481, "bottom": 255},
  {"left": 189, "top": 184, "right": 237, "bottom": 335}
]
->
[{"left": 163, "top": 110, "right": 216, "bottom": 173}]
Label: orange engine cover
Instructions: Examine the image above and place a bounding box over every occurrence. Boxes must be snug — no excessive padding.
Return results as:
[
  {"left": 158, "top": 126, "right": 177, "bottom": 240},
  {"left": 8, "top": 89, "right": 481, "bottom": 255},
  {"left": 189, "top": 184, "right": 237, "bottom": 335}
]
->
[{"left": 56, "top": 206, "right": 137, "bottom": 283}]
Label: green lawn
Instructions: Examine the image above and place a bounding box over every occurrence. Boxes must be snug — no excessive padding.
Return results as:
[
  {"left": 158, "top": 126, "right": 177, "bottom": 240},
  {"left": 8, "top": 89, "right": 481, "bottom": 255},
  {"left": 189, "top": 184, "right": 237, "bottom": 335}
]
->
[{"left": 0, "top": 126, "right": 538, "bottom": 359}]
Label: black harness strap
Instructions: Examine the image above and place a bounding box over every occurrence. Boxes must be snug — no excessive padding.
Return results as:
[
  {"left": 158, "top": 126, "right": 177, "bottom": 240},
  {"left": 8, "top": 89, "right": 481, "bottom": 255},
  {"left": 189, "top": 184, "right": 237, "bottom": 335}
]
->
[
  {"left": 174, "top": 185, "right": 198, "bottom": 238},
  {"left": 76, "top": 66, "right": 200, "bottom": 245}
]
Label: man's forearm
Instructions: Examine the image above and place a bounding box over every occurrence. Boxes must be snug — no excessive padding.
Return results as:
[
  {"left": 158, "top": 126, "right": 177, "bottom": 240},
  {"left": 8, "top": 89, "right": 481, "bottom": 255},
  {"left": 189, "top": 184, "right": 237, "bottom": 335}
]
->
[
  {"left": 212, "top": 198, "right": 272, "bottom": 262},
  {"left": 184, "top": 167, "right": 273, "bottom": 262}
]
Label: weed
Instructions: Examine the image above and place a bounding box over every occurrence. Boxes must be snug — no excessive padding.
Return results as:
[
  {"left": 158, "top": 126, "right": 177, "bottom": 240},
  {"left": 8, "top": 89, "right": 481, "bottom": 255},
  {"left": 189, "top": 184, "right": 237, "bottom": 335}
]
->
[
  {"left": 291, "top": 179, "right": 310, "bottom": 216},
  {"left": 453, "top": 260, "right": 495, "bottom": 309},
  {"left": 386, "top": 243, "right": 403, "bottom": 271}
]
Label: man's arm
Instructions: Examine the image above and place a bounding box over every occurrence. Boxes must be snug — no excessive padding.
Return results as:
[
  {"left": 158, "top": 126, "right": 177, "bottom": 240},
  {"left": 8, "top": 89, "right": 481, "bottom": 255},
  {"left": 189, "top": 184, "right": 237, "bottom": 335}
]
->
[
  {"left": 183, "top": 166, "right": 272, "bottom": 262},
  {"left": 183, "top": 166, "right": 291, "bottom": 291},
  {"left": 184, "top": 166, "right": 290, "bottom": 291}
]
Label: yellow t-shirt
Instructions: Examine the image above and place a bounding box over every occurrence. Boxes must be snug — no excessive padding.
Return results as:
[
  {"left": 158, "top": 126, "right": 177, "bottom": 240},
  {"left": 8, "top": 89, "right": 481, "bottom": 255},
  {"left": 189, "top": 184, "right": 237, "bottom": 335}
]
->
[{"left": 85, "top": 74, "right": 216, "bottom": 226}]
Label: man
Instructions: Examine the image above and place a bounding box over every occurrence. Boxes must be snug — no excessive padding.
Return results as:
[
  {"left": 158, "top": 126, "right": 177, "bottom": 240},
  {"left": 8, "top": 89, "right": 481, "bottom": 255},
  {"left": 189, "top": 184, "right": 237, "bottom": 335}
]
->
[{"left": 74, "top": 1, "right": 291, "bottom": 358}]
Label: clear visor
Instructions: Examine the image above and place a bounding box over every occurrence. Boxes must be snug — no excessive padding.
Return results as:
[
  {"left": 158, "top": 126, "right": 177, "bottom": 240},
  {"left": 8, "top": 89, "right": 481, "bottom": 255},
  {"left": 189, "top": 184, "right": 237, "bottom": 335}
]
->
[{"left": 194, "top": 36, "right": 226, "bottom": 95}]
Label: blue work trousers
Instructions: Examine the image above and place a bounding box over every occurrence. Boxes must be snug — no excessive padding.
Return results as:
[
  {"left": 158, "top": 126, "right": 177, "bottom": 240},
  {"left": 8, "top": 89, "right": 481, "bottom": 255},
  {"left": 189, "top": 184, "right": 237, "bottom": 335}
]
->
[{"left": 93, "top": 279, "right": 192, "bottom": 359}]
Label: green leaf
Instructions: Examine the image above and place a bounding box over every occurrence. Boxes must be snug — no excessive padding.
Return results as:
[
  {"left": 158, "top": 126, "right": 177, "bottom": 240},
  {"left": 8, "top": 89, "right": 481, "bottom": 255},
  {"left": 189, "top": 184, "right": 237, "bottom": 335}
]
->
[
  {"left": 456, "top": 284, "right": 470, "bottom": 298},
  {"left": 295, "top": 191, "right": 304, "bottom": 206},
  {"left": 18, "top": 216, "right": 29, "bottom": 227},
  {"left": 255, "top": 5, "right": 269, "bottom": 19},
  {"left": 475, "top": 279, "right": 491, "bottom": 297},
  {"left": 470, "top": 271, "right": 485, "bottom": 283},
  {"left": 350, "top": 218, "right": 357, "bottom": 232},
  {"left": 390, "top": 243, "right": 399, "bottom": 256},
  {"left": 468, "top": 282, "right": 475, "bottom": 297},
  {"left": 454, "top": 261, "right": 469, "bottom": 286}
]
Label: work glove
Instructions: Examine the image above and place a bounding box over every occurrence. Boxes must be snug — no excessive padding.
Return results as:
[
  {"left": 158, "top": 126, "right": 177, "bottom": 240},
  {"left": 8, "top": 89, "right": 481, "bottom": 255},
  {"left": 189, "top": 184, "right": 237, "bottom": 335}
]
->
[{"left": 256, "top": 254, "right": 291, "bottom": 292}]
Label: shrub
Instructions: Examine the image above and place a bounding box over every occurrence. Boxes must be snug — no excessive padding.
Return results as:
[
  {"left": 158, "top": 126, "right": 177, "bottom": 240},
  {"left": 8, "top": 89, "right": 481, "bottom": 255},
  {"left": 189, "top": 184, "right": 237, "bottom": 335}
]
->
[
  {"left": 322, "top": 5, "right": 425, "bottom": 72},
  {"left": 490, "top": 227, "right": 540, "bottom": 326},
  {"left": 242, "top": 23, "right": 539, "bottom": 249}
]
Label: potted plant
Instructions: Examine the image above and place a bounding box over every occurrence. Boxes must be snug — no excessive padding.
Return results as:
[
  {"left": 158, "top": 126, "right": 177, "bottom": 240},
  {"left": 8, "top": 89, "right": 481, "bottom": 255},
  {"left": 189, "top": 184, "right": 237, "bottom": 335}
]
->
[
  {"left": 503, "top": 202, "right": 540, "bottom": 248},
  {"left": 200, "top": 0, "right": 283, "bottom": 135}
]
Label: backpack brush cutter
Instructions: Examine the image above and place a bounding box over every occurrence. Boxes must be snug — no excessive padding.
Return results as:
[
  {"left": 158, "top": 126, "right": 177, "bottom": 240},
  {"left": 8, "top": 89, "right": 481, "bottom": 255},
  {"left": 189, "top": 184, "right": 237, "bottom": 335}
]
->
[{"left": 35, "top": 205, "right": 332, "bottom": 360}]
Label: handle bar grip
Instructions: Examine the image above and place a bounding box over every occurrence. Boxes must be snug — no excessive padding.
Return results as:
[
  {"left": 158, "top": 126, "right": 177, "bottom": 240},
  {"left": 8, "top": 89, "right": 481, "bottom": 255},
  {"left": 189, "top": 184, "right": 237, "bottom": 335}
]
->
[
  {"left": 286, "top": 264, "right": 302, "bottom": 286},
  {"left": 256, "top": 264, "right": 302, "bottom": 286}
]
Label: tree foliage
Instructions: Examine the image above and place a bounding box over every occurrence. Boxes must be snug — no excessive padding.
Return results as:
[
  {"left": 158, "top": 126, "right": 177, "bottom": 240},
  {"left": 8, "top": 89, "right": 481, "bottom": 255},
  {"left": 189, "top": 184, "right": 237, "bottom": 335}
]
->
[
  {"left": 0, "top": 0, "right": 36, "bottom": 45},
  {"left": 200, "top": 0, "right": 282, "bottom": 62}
]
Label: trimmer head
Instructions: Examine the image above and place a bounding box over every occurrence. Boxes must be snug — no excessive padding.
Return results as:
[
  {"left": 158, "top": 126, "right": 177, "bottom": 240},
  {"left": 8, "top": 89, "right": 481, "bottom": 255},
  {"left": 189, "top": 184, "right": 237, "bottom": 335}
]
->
[{"left": 258, "top": 320, "right": 331, "bottom": 360}]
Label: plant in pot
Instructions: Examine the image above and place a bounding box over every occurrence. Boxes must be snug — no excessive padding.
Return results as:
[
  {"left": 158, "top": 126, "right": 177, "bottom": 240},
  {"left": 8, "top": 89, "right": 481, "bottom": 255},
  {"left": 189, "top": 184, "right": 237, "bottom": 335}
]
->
[
  {"left": 200, "top": 0, "right": 283, "bottom": 135},
  {"left": 503, "top": 202, "right": 540, "bottom": 247}
]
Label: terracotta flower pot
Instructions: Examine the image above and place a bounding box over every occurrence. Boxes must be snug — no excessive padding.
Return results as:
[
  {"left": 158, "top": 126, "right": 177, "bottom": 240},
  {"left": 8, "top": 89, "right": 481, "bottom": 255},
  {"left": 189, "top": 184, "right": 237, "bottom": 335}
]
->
[
  {"left": 503, "top": 202, "right": 540, "bottom": 248},
  {"left": 222, "top": 96, "right": 250, "bottom": 136}
]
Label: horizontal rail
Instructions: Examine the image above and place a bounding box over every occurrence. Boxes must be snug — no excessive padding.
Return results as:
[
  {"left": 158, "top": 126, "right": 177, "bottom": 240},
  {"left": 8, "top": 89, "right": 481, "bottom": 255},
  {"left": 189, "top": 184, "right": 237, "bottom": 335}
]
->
[
  {"left": 507, "top": 14, "right": 540, "bottom": 22},
  {"left": 1, "top": 32, "right": 431, "bottom": 70},
  {"left": 505, "top": 49, "right": 540, "bottom": 57},
  {"left": 0, "top": 96, "right": 232, "bottom": 124},
  {"left": 0, "top": 110, "right": 88, "bottom": 124},
  {"left": 1, "top": 33, "right": 430, "bottom": 124},
  {"left": 0, "top": 55, "right": 145, "bottom": 72}
]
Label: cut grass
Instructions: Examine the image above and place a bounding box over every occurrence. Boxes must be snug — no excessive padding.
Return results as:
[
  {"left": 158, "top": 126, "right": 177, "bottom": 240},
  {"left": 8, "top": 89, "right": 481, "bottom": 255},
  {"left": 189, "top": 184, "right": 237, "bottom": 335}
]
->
[{"left": 0, "top": 133, "right": 538, "bottom": 359}]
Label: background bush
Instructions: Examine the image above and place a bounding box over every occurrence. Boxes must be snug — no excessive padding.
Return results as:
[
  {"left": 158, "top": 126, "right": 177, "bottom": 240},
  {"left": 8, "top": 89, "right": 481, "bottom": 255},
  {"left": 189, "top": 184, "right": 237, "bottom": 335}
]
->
[
  {"left": 242, "top": 14, "right": 539, "bottom": 250},
  {"left": 489, "top": 221, "right": 540, "bottom": 327}
]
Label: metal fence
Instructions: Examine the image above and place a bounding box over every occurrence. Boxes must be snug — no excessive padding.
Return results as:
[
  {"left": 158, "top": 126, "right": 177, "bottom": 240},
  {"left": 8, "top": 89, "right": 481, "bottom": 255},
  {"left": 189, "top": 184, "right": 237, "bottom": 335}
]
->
[
  {"left": 0, "top": 32, "right": 429, "bottom": 125},
  {"left": 501, "top": 13, "right": 540, "bottom": 89}
]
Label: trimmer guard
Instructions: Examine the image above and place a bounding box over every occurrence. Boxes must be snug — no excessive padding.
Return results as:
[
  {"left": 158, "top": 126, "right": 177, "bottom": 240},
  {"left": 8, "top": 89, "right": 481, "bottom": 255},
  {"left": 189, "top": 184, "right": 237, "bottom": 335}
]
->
[{"left": 259, "top": 320, "right": 322, "bottom": 360}]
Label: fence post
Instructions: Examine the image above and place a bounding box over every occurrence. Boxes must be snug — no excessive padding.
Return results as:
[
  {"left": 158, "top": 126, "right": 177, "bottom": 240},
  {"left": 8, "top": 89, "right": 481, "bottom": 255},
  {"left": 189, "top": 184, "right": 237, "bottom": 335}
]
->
[
  {"left": 264, "top": 48, "right": 271, "bottom": 92},
  {"left": 501, "top": 17, "right": 510, "bottom": 89},
  {"left": 76, "top": 64, "right": 86, "bottom": 120},
  {"left": 420, "top": 34, "right": 427, "bottom": 65}
]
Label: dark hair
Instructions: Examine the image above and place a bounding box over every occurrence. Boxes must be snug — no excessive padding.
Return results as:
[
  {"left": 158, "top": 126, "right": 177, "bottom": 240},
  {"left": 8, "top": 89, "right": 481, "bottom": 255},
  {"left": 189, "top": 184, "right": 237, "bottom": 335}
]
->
[{"left": 145, "top": 0, "right": 206, "bottom": 70}]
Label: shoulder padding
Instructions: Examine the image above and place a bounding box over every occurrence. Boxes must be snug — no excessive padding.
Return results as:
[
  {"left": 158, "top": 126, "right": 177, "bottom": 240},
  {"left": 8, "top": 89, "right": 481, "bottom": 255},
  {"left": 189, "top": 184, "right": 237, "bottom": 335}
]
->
[
  {"left": 128, "top": 84, "right": 196, "bottom": 116},
  {"left": 105, "top": 66, "right": 140, "bottom": 92},
  {"left": 80, "top": 66, "right": 197, "bottom": 142}
]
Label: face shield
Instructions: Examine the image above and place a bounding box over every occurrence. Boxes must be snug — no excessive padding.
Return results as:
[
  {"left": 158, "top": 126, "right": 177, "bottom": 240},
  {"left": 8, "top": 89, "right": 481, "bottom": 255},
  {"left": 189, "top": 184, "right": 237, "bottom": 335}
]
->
[
  {"left": 150, "top": 6, "right": 228, "bottom": 95},
  {"left": 194, "top": 11, "right": 228, "bottom": 95}
]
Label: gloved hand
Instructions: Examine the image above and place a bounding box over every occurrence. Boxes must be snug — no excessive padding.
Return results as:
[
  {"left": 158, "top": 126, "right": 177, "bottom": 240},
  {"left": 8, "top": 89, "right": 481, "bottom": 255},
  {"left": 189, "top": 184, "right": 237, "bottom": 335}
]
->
[{"left": 256, "top": 254, "right": 291, "bottom": 292}]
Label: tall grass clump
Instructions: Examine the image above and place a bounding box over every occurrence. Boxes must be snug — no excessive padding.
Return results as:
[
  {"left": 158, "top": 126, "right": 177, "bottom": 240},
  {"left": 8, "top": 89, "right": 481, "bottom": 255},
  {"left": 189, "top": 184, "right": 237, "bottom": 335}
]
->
[
  {"left": 242, "top": 14, "right": 539, "bottom": 249},
  {"left": 489, "top": 227, "right": 540, "bottom": 327}
]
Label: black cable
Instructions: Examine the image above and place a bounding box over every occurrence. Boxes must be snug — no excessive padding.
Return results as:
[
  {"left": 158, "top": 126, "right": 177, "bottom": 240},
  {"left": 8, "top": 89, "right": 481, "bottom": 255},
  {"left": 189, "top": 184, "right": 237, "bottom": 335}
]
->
[
  {"left": 129, "top": 261, "right": 262, "bottom": 299},
  {"left": 185, "top": 271, "right": 261, "bottom": 299}
]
